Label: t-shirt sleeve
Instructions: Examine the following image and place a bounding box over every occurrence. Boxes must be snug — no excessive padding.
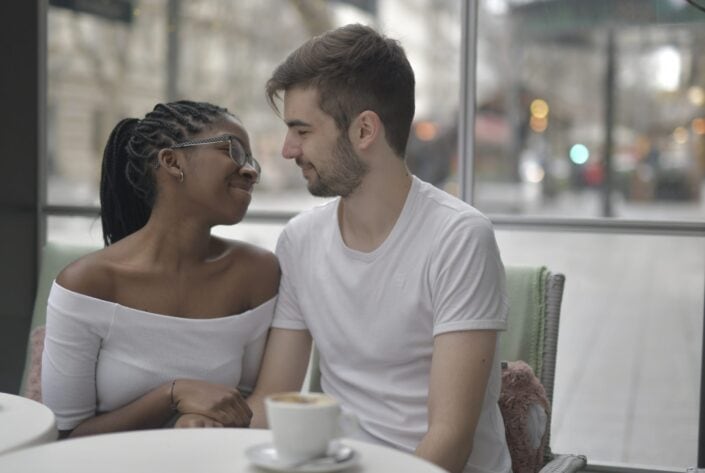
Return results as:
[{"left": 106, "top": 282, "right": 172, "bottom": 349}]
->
[
  {"left": 41, "top": 284, "right": 109, "bottom": 431},
  {"left": 271, "top": 229, "right": 308, "bottom": 331},
  {"left": 429, "top": 213, "right": 509, "bottom": 336}
]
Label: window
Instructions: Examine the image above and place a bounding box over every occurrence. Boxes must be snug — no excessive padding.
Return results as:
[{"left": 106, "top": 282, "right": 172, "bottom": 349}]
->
[
  {"left": 476, "top": 0, "right": 705, "bottom": 467},
  {"left": 44, "top": 0, "right": 703, "bottom": 469},
  {"left": 46, "top": 0, "right": 461, "bottom": 224},
  {"left": 474, "top": 0, "right": 705, "bottom": 221}
]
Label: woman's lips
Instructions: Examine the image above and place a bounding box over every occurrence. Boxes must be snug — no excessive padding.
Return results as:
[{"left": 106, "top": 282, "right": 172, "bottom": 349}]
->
[{"left": 229, "top": 182, "right": 253, "bottom": 193}]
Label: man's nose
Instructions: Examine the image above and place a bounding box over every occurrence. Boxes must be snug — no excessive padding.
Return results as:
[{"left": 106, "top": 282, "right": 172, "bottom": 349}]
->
[{"left": 281, "top": 134, "right": 301, "bottom": 160}]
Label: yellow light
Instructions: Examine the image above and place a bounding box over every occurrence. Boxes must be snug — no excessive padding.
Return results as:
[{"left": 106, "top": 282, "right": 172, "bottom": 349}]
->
[
  {"left": 530, "top": 99, "right": 549, "bottom": 119},
  {"left": 692, "top": 118, "right": 705, "bottom": 135},
  {"left": 688, "top": 86, "right": 705, "bottom": 106},
  {"left": 673, "top": 126, "right": 688, "bottom": 144},
  {"left": 414, "top": 121, "right": 438, "bottom": 141},
  {"left": 530, "top": 116, "right": 548, "bottom": 133}
]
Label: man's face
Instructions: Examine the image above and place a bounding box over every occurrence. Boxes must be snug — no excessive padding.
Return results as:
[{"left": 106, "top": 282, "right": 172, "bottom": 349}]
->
[{"left": 281, "top": 87, "right": 368, "bottom": 197}]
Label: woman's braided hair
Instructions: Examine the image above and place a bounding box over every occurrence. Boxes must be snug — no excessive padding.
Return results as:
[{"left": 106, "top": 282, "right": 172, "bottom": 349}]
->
[{"left": 100, "top": 100, "right": 232, "bottom": 246}]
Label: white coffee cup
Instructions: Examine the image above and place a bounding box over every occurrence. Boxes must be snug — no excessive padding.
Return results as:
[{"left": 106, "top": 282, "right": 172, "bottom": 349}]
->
[{"left": 265, "top": 392, "right": 346, "bottom": 463}]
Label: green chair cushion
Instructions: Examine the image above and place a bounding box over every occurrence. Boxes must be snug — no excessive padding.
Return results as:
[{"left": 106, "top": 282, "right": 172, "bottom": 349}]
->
[{"left": 499, "top": 266, "right": 547, "bottom": 377}]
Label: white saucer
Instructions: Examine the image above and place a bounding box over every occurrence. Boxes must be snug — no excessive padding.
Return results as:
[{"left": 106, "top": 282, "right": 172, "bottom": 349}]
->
[{"left": 245, "top": 442, "right": 359, "bottom": 472}]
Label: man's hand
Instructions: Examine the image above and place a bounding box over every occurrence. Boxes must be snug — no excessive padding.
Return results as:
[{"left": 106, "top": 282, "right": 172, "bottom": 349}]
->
[{"left": 172, "top": 380, "right": 252, "bottom": 427}]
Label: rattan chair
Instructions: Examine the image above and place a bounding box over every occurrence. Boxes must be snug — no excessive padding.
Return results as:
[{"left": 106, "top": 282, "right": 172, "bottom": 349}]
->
[{"left": 500, "top": 266, "right": 586, "bottom": 473}]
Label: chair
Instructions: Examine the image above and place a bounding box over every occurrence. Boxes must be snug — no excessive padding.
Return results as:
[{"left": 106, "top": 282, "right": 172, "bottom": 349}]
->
[
  {"left": 307, "top": 265, "right": 586, "bottom": 473},
  {"left": 499, "top": 266, "right": 585, "bottom": 473},
  {"left": 19, "top": 242, "right": 100, "bottom": 401}
]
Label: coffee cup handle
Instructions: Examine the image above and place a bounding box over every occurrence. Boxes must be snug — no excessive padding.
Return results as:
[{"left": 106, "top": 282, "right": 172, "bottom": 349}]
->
[{"left": 336, "top": 411, "right": 359, "bottom": 438}]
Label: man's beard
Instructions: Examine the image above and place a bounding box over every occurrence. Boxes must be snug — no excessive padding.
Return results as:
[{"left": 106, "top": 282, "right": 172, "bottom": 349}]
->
[{"left": 308, "top": 134, "right": 368, "bottom": 198}]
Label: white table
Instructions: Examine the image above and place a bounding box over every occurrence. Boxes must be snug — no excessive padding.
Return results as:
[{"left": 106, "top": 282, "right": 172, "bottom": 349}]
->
[
  {"left": 0, "top": 428, "right": 446, "bottom": 472},
  {"left": 0, "top": 392, "right": 57, "bottom": 455}
]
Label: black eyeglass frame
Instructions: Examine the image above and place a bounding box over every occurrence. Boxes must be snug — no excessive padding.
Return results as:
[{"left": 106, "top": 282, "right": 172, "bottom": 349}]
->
[{"left": 171, "top": 135, "right": 261, "bottom": 180}]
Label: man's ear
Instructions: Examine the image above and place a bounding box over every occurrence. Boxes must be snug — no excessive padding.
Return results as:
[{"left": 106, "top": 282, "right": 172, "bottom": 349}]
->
[
  {"left": 351, "top": 110, "right": 382, "bottom": 151},
  {"left": 157, "top": 148, "right": 183, "bottom": 180}
]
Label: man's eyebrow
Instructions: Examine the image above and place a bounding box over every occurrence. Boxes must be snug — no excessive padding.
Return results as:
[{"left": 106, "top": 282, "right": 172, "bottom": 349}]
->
[{"left": 285, "top": 119, "right": 312, "bottom": 128}]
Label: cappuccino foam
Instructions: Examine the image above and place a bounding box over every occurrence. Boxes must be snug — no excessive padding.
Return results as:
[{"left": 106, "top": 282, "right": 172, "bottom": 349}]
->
[{"left": 269, "top": 393, "right": 335, "bottom": 406}]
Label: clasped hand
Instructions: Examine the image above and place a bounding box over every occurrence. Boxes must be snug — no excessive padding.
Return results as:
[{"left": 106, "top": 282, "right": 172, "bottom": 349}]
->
[{"left": 171, "top": 379, "right": 252, "bottom": 427}]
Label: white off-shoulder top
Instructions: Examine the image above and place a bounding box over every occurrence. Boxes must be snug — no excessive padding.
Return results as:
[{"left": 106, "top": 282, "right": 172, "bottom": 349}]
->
[{"left": 41, "top": 281, "right": 275, "bottom": 430}]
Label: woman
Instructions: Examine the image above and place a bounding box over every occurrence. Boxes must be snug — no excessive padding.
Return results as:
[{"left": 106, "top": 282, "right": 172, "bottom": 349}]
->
[{"left": 41, "top": 101, "right": 279, "bottom": 437}]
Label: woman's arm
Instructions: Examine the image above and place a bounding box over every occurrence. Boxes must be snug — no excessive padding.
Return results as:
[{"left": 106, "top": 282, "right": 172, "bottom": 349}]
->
[
  {"left": 64, "top": 382, "right": 174, "bottom": 438},
  {"left": 65, "top": 379, "right": 252, "bottom": 438},
  {"left": 43, "top": 280, "right": 251, "bottom": 437}
]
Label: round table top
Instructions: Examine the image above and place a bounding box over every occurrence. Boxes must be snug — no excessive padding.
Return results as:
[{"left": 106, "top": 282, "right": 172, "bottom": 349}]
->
[
  {"left": 0, "top": 392, "right": 57, "bottom": 455},
  {"left": 0, "top": 428, "right": 446, "bottom": 472}
]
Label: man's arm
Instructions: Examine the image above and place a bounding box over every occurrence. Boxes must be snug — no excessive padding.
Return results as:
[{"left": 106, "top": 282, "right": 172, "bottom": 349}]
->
[
  {"left": 415, "top": 330, "right": 498, "bottom": 473},
  {"left": 247, "top": 328, "right": 313, "bottom": 428}
]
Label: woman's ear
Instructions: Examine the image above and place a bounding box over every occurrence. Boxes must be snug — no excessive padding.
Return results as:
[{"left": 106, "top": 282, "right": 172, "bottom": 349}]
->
[
  {"left": 157, "top": 148, "right": 183, "bottom": 181},
  {"left": 351, "top": 110, "right": 382, "bottom": 151}
]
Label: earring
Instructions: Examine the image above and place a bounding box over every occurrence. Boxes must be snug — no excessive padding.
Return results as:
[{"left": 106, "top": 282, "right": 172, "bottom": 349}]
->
[{"left": 178, "top": 170, "right": 184, "bottom": 183}]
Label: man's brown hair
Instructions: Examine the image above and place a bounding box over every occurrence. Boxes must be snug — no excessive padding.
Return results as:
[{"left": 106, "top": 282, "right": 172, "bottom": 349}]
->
[{"left": 266, "top": 24, "right": 415, "bottom": 158}]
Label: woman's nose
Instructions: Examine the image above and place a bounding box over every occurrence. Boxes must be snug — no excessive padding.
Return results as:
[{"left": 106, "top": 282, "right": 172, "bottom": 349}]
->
[{"left": 239, "top": 162, "right": 259, "bottom": 182}]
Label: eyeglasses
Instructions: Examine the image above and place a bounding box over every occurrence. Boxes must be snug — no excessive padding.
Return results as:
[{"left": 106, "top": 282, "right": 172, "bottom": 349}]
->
[{"left": 172, "top": 135, "right": 261, "bottom": 181}]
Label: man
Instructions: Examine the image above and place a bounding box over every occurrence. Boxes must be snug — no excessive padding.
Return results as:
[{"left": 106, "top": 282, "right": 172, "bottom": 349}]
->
[{"left": 248, "top": 24, "right": 511, "bottom": 473}]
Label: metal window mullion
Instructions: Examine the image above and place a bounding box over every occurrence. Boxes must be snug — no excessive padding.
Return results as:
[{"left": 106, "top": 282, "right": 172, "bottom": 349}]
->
[
  {"left": 42, "top": 205, "right": 705, "bottom": 238},
  {"left": 38, "top": 1, "right": 48, "bottom": 259},
  {"left": 458, "top": 0, "right": 478, "bottom": 205}
]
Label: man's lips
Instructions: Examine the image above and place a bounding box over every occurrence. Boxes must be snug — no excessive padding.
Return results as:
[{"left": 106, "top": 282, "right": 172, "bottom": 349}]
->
[{"left": 296, "top": 159, "right": 314, "bottom": 170}]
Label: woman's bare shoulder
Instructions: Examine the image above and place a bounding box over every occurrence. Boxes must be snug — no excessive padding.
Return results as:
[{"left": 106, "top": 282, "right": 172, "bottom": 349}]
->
[
  {"left": 218, "top": 238, "right": 280, "bottom": 303},
  {"left": 55, "top": 248, "right": 116, "bottom": 301},
  {"left": 217, "top": 237, "right": 277, "bottom": 265}
]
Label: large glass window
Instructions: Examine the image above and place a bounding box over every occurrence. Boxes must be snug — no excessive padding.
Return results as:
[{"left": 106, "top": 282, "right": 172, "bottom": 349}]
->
[
  {"left": 475, "top": 1, "right": 705, "bottom": 467},
  {"left": 46, "top": 0, "right": 461, "bottom": 213},
  {"left": 475, "top": 0, "right": 705, "bottom": 221},
  {"left": 496, "top": 229, "right": 703, "bottom": 467}
]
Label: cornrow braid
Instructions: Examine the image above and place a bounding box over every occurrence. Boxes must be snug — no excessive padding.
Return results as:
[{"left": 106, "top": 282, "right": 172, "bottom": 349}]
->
[{"left": 100, "top": 100, "right": 233, "bottom": 246}]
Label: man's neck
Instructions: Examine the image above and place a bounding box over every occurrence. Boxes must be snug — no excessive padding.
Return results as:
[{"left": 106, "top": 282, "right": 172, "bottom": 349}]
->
[{"left": 338, "top": 163, "right": 412, "bottom": 253}]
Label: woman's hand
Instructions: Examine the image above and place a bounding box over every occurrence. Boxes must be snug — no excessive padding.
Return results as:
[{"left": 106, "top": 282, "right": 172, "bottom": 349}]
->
[
  {"left": 171, "top": 379, "right": 252, "bottom": 427},
  {"left": 174, "top": 413, "right": 224, "bottom": 429}
]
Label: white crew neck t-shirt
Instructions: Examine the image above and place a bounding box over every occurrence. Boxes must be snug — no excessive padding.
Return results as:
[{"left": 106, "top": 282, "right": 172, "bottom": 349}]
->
[
  {"left": 273, "top": 176, "right": 511, "bottom": 473},
  {"left": 42, "top": 282, "right": 275, "bottom": 430}
]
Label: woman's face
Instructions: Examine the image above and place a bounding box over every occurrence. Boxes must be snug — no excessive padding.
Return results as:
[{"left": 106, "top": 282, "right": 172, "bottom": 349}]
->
[{"left": 177, "top": 115, "right": 259, "bottom": 226}]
